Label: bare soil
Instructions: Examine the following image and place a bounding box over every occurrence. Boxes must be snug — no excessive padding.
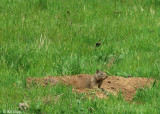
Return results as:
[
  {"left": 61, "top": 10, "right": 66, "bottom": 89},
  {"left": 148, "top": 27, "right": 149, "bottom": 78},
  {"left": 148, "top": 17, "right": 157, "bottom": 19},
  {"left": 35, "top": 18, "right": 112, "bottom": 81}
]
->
[{"left": 26, "top": 74, "right": 154, "bottom": 101}]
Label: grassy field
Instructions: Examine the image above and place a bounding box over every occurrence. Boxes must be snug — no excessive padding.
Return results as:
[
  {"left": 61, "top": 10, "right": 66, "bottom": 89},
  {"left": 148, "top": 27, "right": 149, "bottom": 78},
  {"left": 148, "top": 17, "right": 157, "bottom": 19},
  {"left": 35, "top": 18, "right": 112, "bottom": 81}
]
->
[{"left": 0, "top": 0, "right": 160, "bottom": 113}]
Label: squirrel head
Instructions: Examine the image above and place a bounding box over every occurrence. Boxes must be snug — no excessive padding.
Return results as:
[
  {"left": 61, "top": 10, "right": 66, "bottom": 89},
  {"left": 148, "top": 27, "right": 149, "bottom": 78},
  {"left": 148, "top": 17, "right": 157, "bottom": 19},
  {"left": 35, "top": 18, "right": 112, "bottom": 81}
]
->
[{"left": 95, "top": 70, "right": 108, "bottom": 81}]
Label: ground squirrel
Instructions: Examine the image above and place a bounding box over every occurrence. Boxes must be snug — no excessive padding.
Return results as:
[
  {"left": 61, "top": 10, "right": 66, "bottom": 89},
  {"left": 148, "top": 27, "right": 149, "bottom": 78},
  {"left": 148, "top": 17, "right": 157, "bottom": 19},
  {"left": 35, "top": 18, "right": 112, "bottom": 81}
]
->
[
  {"left": 71, "top": 70, "right": 108, "bottom": 89},
  {"left": 90, "top": 70, "right": 108, "bottom": 89}
]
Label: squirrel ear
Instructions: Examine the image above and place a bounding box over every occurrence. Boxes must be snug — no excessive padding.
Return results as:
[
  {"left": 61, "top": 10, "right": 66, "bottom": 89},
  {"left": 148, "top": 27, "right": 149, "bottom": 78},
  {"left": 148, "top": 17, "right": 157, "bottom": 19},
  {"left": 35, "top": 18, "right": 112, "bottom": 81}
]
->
[{"left": 96, "top": 70, "right": 99, "bottom": 73}]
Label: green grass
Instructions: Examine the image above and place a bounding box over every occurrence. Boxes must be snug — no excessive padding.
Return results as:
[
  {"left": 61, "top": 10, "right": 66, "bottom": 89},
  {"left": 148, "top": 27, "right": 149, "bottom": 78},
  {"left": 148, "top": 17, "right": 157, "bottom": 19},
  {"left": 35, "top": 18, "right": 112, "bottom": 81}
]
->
[{"left": 0, "top": 0, "right": 160, "bottom": 113}]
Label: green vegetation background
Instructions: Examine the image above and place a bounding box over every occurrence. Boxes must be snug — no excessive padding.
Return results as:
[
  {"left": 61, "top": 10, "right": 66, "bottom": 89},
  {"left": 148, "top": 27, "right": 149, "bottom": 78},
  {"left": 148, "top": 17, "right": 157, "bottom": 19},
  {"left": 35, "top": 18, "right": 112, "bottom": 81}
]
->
[{"left": 0, "top": 0, "right": 160, "bottom": 113}]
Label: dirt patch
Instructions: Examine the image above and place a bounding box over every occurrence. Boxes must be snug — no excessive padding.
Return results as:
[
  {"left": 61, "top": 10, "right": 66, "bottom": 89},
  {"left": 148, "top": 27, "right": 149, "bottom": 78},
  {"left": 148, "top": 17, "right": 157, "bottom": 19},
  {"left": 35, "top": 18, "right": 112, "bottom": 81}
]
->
[{"left": 26, "top": 75, "right": 154, "bottom": 101}]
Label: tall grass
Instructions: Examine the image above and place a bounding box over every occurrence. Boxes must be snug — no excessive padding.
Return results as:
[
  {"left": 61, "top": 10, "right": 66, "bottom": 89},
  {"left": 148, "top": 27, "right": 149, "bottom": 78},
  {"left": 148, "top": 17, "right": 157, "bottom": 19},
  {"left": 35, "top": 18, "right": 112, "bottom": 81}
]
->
[{"left": 0, "top": 0, "right": 160, "bottom": 113}]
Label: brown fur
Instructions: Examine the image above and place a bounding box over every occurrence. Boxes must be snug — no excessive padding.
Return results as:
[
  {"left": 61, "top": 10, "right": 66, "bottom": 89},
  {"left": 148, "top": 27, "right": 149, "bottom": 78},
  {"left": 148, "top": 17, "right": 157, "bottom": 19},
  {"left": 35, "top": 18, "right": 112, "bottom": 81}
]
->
[
  {"left": 90, "top": 70, "right": 108, "bottom": 88},
  {"left": 70, "top": 70, "right": 108, "bottom": 89}
]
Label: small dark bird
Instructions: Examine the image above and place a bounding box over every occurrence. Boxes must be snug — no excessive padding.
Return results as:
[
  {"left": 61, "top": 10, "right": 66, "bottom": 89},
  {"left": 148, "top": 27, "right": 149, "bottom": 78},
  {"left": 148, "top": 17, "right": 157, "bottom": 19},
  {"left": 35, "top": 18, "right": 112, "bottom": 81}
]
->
[
  {"left": 96, "top": 42, "right": 101, "bottom": 47},
  {"left": 67, "top": 11, "right": 70, "bottom": 15}
]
